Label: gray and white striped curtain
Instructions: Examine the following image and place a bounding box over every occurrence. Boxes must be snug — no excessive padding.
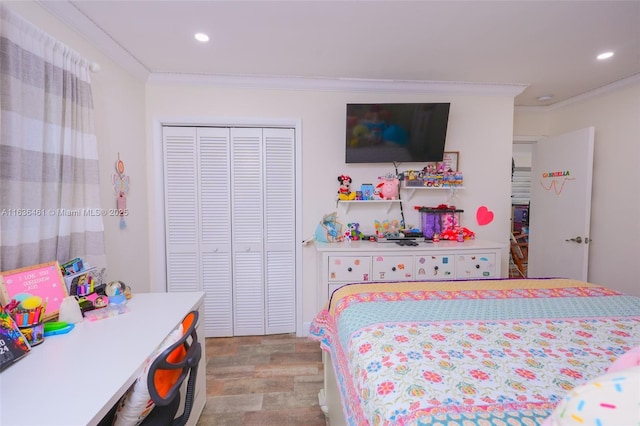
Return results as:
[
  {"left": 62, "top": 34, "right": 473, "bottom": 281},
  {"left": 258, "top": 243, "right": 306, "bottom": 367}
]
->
[{"left": 0, "top": 5, "right": 106, "bottom": 271}]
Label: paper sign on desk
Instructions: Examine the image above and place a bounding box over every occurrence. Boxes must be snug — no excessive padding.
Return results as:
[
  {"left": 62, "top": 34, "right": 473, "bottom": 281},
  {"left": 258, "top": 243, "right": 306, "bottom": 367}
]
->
[{"left": 0, "top": 261, "right": 68, "bottom": 322}]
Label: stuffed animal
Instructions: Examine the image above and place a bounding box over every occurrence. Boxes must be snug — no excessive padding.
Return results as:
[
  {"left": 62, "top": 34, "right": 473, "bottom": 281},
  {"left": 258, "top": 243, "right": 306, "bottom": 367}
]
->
[
  {"left": 314, "top": 212, "right": 344, "bottom": 243},
  {"left": 377, "top": 173, "right": 399, "bottom": 200},
  {"left": 337, "top": 175, "right": 357, "bottom": 200},
  {"left": 347, "top": 223, "right": 364, "bottom": 241}
]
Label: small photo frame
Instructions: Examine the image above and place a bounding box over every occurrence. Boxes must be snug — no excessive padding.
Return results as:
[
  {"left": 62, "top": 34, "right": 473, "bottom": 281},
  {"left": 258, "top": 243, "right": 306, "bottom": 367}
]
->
[{"left": 438, "top": 151, "right": 459, "bottom": 172}]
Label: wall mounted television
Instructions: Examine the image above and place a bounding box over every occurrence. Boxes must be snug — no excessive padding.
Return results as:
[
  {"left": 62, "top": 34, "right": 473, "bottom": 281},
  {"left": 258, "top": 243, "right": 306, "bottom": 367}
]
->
[{"left": 345, "top": 103, "right": 451, "bottom": 164}]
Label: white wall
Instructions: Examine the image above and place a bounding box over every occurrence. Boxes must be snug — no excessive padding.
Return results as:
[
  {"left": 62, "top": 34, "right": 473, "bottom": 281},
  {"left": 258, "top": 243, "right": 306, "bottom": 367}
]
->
[
  {"left": 145, "top": 84, "right": 515, "bottom": 326},
  {"left": 514, "top": 82, "right": 640, "bottom": 296},
  {"left": 4, "top": 2, "right": 150, "bottom": 292}
]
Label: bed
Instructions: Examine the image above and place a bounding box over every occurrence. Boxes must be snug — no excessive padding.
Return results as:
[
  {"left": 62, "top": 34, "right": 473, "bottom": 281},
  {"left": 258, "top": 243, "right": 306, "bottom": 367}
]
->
[{"left": 309, "top": 278, "right": 640, "bottom": 426}]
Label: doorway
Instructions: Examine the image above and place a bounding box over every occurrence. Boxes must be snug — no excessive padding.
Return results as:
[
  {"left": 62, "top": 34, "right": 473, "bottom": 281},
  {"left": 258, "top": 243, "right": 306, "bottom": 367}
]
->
[
  {"left": 510, "top": 140, "right": 533, "bottom": 277},
  {"left": 512, "top": 128, "right": 595, "bottom": 281}
]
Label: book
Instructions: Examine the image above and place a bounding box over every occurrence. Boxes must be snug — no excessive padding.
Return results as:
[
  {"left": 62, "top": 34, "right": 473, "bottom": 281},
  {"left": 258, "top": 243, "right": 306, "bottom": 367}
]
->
[{"left": 0, "top": 303, "right": 31, "bottom": 372}]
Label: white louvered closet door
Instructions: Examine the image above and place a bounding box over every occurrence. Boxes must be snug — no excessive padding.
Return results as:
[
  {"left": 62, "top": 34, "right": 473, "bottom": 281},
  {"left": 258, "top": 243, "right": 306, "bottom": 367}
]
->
[
  {"left": 230, "top": 128, "right": 266, "bottom": 336},
  {"left": 263, "top": 128, "right": 296, "bottom": 334},
  {"left": 163, "top": 127, "right": 199, "bottom": 296},
  {"left": 163, "top": 127, "right": 233, "bottom": 337},
  {"left": 197, "top": 128, "right": 233, "bottom": 336}
]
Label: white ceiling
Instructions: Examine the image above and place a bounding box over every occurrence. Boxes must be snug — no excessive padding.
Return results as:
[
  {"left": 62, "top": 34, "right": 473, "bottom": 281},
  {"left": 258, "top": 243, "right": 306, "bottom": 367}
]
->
[{"left": 38, "top": 0, "right": 640, "bottom": 106}]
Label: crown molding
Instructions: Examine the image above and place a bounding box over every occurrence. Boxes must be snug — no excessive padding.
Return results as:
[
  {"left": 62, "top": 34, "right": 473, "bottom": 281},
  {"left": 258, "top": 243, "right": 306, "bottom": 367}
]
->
[
  {"left": 547, "top": 72, "right": 640, "bottom": 111},
  {"left": 147, "top": 72, "right": 528, "bottom": 97},
  {"left": 515, "top": 72, "right": 640, "bottom": 112}
]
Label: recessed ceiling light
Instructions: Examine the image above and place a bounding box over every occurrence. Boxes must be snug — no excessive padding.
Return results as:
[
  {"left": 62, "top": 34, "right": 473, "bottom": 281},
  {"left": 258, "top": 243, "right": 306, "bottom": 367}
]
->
[
  {"left": 194, "top": 33, "right": 210, "bottom": 42},
  {"left": 597, "top": 51, "right": 614, "bottom": 60},
  {"left": 537, "top": 95, "right": 554, "bottom": 102}
]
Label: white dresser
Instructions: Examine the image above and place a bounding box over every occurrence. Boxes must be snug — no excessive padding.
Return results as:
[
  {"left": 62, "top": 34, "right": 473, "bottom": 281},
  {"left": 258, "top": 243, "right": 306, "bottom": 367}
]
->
[{"left": 315, "top": 239, "right": 505, "bottom": 308}]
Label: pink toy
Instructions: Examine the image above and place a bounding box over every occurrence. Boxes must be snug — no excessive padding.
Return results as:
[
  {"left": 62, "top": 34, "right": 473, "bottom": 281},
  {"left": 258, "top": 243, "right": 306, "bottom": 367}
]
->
[{"left": 377, "top": 173, "right": 399, "bottom": 200}]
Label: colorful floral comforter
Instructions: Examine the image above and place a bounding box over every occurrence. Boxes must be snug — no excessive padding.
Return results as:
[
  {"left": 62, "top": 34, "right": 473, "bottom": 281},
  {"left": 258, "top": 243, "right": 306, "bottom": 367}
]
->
[{"left": 309, "top": 279, "right": 640, "bottom": 426}]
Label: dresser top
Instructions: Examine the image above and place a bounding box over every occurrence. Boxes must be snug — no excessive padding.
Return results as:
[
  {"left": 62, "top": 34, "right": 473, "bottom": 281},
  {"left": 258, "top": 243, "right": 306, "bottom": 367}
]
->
[{"left": 314, "top": 239, "right": 506, "bottom": 253}]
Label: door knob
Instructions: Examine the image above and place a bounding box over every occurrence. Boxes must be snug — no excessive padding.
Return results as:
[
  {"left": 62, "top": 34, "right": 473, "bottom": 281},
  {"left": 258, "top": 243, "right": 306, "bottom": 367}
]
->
[{"left": 565, "top": 236, "right": 583, "bottom": 243}]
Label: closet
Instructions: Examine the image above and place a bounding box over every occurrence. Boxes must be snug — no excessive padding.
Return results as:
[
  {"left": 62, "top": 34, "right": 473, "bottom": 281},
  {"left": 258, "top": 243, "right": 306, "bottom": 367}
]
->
[{"left": 162, "top": 126, "right": 296, "bottom": 337}]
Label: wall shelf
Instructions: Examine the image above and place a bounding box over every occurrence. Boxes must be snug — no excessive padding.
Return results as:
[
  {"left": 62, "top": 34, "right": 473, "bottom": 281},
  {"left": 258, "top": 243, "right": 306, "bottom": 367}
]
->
[
  {"left": 401, "top": 185, "right": 464, "bottom": 201},
  {"left": 337, "top": 199, "right": 401, "bottom": 214}
]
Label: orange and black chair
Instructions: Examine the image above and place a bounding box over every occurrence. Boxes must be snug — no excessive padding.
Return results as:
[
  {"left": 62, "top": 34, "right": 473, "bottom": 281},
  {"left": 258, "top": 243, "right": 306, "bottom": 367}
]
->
[{"left": 142, "top": 310, "right": 202, "bottom": 426}]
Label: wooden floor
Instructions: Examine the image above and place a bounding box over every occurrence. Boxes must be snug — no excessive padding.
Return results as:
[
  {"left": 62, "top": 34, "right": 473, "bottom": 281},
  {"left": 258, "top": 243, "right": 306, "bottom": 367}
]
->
[{"left": 197, "top": 334, "right": 328, "bottom": 426}]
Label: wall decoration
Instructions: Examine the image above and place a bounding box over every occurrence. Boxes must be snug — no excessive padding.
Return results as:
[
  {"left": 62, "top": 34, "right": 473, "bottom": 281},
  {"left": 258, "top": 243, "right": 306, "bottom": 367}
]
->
[
  {"left": 540, "top": 170, "right": 575, "bottom": 195},
  {"left": 438, "top": 151, "right": 459, "bottom": 172},
  {"left": 112, "top": 153, "right": 130, "bottom": 229},
  {"left": 476, "top": 206, "right": 494, "bottom": 226}
]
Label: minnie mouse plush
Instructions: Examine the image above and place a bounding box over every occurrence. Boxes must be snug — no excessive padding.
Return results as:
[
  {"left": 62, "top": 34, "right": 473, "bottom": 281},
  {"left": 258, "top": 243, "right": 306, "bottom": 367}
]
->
[{"left": 337, "top": 175, "right": 356, "bottom": 200}]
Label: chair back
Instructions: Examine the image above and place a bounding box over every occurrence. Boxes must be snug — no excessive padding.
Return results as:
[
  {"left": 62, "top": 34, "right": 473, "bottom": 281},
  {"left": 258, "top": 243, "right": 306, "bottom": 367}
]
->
[{"left": 146, "top": 310, "right": 201, "bottom": 426}]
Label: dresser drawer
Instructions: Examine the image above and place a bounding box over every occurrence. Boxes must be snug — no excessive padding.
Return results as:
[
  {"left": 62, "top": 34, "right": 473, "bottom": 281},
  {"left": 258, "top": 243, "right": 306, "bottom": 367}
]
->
[
  {"left": 415, "top": 254, "right": 455, "bottom": 280},
  {"left": 327, "top": 256, "right": 371, "bottom": 282},
  {"left": 372, "top": 255, "right": 413, "bottom": 281},
  {"left": 455, "top": 253, "right": 497, "bottom": 279}
]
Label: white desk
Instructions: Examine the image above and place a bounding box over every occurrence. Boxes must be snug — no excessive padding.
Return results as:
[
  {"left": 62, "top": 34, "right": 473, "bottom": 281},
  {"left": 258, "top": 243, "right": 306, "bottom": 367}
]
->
[{"left": 0, "top": 291, "right": 206, "bottom": 426}]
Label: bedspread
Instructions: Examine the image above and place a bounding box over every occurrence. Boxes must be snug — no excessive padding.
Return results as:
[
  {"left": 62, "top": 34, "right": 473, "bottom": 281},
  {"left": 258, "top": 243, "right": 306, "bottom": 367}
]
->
[{"left": 309, "top": 278, "right": 640, "bottom": 426}]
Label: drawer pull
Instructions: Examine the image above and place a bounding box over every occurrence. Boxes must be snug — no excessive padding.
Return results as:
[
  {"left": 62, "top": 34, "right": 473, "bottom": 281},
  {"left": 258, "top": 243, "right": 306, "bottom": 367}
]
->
[
  {"left": 391, "top": 267, "right": 396, "bottom": 272},
  {"left": 347, "top": 267, "right": 352, "bottom": 272}
]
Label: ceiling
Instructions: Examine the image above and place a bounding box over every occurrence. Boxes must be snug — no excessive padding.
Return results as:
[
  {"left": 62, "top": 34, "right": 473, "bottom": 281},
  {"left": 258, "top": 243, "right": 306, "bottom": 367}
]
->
[{"left": 38, "top": 0, "right": 640, "bottom": 106}]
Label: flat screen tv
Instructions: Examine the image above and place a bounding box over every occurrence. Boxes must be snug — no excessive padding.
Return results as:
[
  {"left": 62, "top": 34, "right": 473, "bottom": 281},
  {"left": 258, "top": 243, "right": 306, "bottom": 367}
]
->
[{"left": 345, "top": 103, "right": 450, "bottom": 164}]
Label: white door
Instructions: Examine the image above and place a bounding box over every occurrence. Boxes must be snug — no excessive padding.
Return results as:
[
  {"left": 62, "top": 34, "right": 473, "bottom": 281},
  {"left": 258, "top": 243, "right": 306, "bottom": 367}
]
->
[
  {"left": 198, "top": 127, "right": 234, "bottom": 337},
  {"left": 163, "top": 127, "right": 233, "bottom": 337},
  {"left": 231, "top": 128, "right": 266, "bottom": 336},
  {"left": 263, "top": 128, "right": 297, "bottom": 334},
  {"left": 528, "top": 127, "right": 595, "bottom": 280},
  {"left": 230, "top": 128, "right": 297, "bottom": 336}
]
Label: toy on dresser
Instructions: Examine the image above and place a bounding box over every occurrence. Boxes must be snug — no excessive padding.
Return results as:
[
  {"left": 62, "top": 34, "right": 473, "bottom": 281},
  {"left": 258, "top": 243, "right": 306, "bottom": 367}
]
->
[{"left": 344, "top": 223, "right": 365, "bottom": 241}]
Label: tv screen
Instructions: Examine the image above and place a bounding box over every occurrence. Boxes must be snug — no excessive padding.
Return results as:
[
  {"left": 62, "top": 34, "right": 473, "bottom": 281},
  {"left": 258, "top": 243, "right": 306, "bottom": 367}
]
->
[{"left": 345, "top": 103, "right": 450, "bottom": 164}]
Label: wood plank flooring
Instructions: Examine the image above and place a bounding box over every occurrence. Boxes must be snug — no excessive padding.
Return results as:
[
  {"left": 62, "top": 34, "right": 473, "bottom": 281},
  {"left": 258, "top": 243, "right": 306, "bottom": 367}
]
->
[{"left": 197, "top": 334, "right": 328, "bottom": 426}]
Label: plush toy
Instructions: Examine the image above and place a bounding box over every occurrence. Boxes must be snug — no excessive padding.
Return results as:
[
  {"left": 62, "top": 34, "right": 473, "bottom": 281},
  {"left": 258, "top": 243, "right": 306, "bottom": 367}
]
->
[
  {"left": 346, "top": 223, "right": 365, "bottom": 241},
  {"left": 441, "top": 226, "right": 475, "bottom": 241},
  {"left": 372, "top": 184, "right": 383, "bottom": 200},
  {"left": 337, "top": 175, "right": 357, "bottom": 200},
  {"left": 377, "top": 173, "right": 399, "bottom": 200},
  {"left": 542, "top": 365, "right": 640, "bottom": 426},
  {"left": 314, "top": 212, "right": 344, "bottom": 243}
]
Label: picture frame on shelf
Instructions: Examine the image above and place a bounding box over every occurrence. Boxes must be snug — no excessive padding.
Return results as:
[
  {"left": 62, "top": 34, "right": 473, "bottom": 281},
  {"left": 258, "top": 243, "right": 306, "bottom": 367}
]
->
[{"left": 439, "top": 151, "right": 459, "bottom": 172}]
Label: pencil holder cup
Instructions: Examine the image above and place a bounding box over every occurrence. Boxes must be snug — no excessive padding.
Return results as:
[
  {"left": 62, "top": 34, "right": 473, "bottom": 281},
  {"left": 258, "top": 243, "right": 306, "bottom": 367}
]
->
[
  {"left": 18, "top": 322, "right": 45, "bottom": 346},
  {"left": 12, "top": 306, "right": 45, "bottom": 346}
]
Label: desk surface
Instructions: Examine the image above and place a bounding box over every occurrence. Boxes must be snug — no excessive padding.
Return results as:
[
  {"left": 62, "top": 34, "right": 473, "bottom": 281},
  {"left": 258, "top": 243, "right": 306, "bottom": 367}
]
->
[{"left": 0, "top": 291, "right": 205, "bottom": 426}]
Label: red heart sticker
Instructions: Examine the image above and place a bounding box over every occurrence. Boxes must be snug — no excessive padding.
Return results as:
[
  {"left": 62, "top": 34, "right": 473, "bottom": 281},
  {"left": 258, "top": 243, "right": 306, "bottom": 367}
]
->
[{"left": 476, "top": 206, "right": 494, "bottom": 226}]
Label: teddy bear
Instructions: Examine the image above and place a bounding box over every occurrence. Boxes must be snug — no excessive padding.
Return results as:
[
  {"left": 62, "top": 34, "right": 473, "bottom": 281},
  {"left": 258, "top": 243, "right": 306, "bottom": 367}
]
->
[
  {"left": 346, "top": 223, "right": 364, "bottom": 241},
  {"left": 337, "top": 175, "right": 357, "bottom": 200}
]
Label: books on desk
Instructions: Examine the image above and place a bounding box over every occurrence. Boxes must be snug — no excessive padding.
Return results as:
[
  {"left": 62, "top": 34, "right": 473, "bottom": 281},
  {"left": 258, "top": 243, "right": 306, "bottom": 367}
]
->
[{"left": 0, "top": 304, "right": 31, "bottom": 372}]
